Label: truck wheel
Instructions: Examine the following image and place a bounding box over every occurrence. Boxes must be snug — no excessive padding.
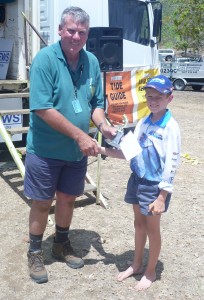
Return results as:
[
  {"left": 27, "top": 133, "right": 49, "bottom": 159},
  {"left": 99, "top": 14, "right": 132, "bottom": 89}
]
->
[
  {"left": 173, "top": 79, "right": 186, "bottom": 91},
  {"left": 192, "top": 85, "right": 202, "bottom": 91},
  {"left": 165, "top": 55, "right": 173, "bottom": 61}
]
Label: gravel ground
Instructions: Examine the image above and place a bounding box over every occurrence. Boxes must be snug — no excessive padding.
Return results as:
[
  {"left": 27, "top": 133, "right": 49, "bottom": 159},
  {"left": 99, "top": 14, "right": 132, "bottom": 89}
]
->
[{"left": 0, "top": 88, "right": 204, "bottom": 300}]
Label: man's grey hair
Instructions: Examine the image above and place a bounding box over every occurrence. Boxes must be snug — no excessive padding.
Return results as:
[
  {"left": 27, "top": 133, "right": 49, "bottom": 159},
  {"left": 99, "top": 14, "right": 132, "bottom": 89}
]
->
[{"left": 60, "top": 6, "right": 90, "bottom": 28}]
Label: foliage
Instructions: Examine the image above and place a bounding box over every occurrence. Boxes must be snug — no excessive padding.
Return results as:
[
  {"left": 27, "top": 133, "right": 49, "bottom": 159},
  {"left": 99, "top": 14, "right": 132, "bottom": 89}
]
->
[
  {"left": 172, "top": 0, "right": 204, "bottom": 54},
  {"left": 159, "top": 0, "right": 177, "bottom": 48},
  {"left": 159, "top": 0, "right": 204, "bottom": 55}
]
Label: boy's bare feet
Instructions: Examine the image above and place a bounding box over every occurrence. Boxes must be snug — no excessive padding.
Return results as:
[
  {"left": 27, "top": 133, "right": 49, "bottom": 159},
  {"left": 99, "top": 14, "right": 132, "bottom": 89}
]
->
[
  {"left": 134, "top": 272, "right": 156, "bottom": 291},
  {"left": 117, "top": 265, "right": 143, "bottom": 282}
]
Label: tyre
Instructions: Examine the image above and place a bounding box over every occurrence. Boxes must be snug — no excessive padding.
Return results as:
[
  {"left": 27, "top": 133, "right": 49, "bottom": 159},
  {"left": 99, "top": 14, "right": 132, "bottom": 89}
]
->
[
  {"left": 173, "top": 79, "right": 186, "bottom": 91},
  {"left": 165, "top": 55, "right": 173, "bottom": 61},
  {"left": 192, "top": 85, "right": 203, "bottom": 91}
]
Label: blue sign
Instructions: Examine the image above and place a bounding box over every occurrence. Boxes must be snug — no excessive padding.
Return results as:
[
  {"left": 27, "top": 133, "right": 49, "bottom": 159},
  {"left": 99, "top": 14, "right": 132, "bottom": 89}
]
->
[{"left": 0, "top": 51, "right": 11, "bottom": 63}]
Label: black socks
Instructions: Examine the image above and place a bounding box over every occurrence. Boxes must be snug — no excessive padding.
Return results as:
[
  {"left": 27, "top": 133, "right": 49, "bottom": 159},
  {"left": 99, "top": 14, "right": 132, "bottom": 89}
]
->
[
  {"left": 54, "top": 224, "right": 69, "bottom": 244},
  {"left": 29, "top": 233, "right": 43, "bottom": 252},
  {"left": 29, "top": 225, "right": 69, "bottom": 252}
]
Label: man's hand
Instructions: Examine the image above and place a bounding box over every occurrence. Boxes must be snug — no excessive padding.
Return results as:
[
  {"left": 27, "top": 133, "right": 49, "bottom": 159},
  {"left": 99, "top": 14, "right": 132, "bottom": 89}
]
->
[
  {"left": 76, "top": 132, "right": 100, "bottom": 156},
  {"left": 99, "top": 123, "right": 117, "bottom": 140}
]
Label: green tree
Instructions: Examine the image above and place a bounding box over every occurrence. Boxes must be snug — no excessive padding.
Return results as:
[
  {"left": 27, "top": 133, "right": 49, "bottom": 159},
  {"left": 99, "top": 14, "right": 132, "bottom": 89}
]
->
[
  {"left": 172, "top": 0, "right": 204, "bottom": 54},
  {"left": 160, "top": 0, "right": 177, "bottom": 48}
]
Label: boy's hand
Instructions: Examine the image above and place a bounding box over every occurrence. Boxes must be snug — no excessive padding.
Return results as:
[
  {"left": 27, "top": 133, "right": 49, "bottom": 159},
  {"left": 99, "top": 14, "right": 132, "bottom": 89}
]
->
[
  {"left": 148, "top": 198, "right": 165, "bottom": 215},
  {"left": 149, "top": 190, "right": 168, "bottom": 215}
]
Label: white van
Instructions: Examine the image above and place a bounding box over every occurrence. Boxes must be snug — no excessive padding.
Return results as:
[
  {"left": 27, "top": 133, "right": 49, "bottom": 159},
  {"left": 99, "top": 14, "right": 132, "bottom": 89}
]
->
[{"left": 158, "top": 49, "right": 175, "bottom": 62}]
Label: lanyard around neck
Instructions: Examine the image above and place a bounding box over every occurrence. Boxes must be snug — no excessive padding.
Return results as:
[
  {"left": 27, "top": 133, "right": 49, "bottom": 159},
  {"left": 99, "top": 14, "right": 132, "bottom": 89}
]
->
[{"left": 68, "top": 64, "right": 84, "bottom": 98}]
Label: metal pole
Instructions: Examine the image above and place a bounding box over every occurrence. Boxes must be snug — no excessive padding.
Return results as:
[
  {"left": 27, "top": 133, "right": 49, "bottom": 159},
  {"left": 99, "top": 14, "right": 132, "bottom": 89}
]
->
[{"left": 21, "top": 12, "right": 48, "bottom": 47}]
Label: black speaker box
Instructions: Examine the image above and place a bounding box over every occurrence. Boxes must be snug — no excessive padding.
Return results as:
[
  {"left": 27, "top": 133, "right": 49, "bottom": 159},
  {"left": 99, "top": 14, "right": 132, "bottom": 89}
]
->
[{"left": 86, "top": 27, "right": 123, "bottom": 72}]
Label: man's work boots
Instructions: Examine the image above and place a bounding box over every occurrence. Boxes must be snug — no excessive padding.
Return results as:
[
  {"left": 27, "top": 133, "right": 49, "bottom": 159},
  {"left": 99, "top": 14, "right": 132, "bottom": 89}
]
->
[
  {"left": 52, "top": 240, "right": 84, "bottom": 269},
  {"left": 27, "top": 250, "right": 48, "bottom": 284}
]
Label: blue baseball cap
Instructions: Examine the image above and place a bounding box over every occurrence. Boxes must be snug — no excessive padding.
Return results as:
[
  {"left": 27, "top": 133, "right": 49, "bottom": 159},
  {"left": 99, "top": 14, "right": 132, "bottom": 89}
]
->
[{"left": 144, "top": 74, "right": 173, "bottom": 94}]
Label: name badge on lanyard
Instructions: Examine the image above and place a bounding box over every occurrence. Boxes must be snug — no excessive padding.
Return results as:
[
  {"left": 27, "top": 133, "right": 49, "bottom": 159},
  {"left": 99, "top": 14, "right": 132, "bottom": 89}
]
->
[
  {"left": 72, "top": 100, "right": 82, "bottom": 113},
  {"left": 72, "top": 86, "right": 82, "bottom": 113}
]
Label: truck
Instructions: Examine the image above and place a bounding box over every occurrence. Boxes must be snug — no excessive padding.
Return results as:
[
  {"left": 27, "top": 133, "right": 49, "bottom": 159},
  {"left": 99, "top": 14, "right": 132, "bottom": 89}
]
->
[
  {"left": 160, "top": 60, "right": 204, "bottom": 91},
  {"left": 0, "top": 0, "right": 162, "bottom": 147}
]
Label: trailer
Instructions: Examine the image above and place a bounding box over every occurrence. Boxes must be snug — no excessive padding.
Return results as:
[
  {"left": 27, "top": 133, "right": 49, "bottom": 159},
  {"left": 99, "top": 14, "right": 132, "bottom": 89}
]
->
[{"left": 160, "top": 61, "right": 204, "bottom": 91}]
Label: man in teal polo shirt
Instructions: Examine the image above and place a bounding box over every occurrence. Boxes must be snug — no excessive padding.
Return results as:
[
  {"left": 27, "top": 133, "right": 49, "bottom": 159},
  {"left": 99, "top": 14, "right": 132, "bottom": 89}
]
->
[{"left": 24, "top": 6, "right": 116, "bottom": 284}]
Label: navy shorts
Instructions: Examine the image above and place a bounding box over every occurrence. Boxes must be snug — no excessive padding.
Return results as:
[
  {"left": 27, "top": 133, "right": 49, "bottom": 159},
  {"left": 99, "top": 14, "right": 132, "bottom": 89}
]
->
[
  {"left": 125, "top": 173, "right": 171, "bottom": 216},
  {"left": 24, "top": 153, "right": 87, "bottom": 200}
]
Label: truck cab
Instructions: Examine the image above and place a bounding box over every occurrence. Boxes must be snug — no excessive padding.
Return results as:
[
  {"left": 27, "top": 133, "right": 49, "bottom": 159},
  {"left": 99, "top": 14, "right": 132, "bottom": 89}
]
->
[{"left": 40, "top": 0, "right": 162, "bottom": 68}]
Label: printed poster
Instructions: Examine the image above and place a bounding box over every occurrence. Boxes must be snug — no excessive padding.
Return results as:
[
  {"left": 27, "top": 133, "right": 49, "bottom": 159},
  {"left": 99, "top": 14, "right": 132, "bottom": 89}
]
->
[
  {"left": 106, "top": 71, "right": 133, "bottom": 125},
  {"left": 106, "top": 66, "right": 160, "bottom": 127}
]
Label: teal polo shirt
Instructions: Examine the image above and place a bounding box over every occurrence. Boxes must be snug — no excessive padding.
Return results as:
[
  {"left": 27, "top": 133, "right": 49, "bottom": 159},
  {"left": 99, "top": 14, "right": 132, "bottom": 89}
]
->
[{"left": 26, "top": 41, "right": 104, "bottom": 161}]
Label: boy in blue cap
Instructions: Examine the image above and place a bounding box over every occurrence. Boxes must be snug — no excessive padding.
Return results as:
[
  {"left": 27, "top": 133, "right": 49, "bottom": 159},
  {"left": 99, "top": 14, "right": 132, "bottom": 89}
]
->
[{"left": 99, "top": 74, "right": 181, "bottom": 291}]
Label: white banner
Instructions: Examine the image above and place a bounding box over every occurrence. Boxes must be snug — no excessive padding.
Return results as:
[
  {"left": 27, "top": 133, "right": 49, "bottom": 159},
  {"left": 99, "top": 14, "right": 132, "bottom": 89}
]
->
[
  {"left": 160, "top": 61, "right": 204, "bottom": 79},
  {"left": 0, "top": 98, "right": 23, "bottom": 143}
]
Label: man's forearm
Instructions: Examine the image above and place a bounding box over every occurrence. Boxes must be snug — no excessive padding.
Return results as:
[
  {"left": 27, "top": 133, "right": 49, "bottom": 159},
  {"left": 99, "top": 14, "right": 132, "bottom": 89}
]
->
[{"left": 91, "top": 107, "right": 107, "bottom": 129}]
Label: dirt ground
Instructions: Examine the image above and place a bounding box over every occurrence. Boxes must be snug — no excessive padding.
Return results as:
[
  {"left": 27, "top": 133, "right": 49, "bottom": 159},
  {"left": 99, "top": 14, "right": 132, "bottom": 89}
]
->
[{"left": 0, "top": 88, "right": 204, "bottom": 300}]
